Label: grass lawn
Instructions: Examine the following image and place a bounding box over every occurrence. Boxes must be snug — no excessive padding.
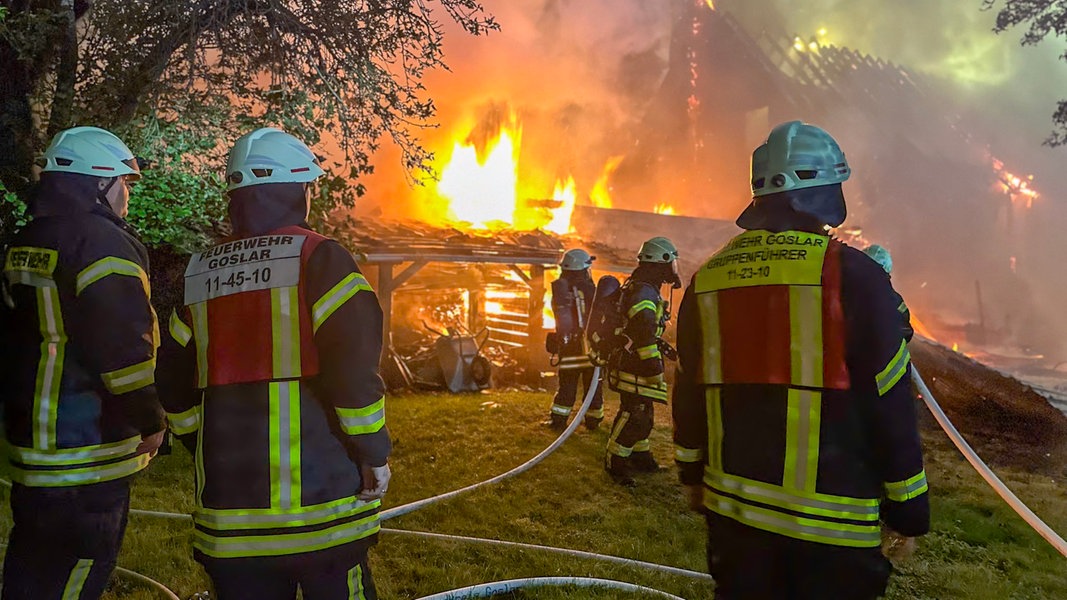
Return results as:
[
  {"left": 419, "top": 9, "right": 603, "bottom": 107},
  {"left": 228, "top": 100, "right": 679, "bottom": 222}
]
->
[{"left": 0, "top": 389, "right": 1064, "bottom": 599}]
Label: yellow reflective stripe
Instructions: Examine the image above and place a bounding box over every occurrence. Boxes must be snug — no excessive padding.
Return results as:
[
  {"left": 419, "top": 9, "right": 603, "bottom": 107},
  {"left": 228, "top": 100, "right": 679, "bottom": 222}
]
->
[
  {"left": 167, "top": 405, "right": 202, "bottom": 436},
  {"left": 190, "top": 302, "right": 209, "bottom": 388},
  {"left": 312, "top": 272, "right": 373, "bottom": 333},
  {"left": 75, "top": 256, "right": 148, "bottom": 296},
  {"left": 269, "top": 381, "right": 301, "bottom": 509},
  {"left": 606, "top": 411, "right": 632, "bottom": 458},
  {"left": 697, "top": 291, "right": 722, "bottom": 384},
  {"left": 9, "top": 453, "right": 151, "bottom": 487},
  {"left": 101, "top": 357, "right": 156, "bottom": 395},
  {"left": 195, "top": 402, "right": 207, "bottom": 506},
  {"left": 705, "top": 489, "right": 881, "bottom": 548},
  {"left": 169, "top": 310, "right": 192, "bottom": 347},
  {"left": 705, "top": 470, "right": 879, "bottom": 521},
  {"left": 783, "top": 389, "right": 821, "bottom": 492},
  {"left": 586, "top": 407, "right": 604, "bottom": 419},
  {"left": 633, "top": 439, "right": 651, "bottom": 452},
  {"left": 336, "top": 397, "right": 386, "bottom": 436},
  {"left": 706, "top": 387, "right": 723, "bottom": 470},
  {"left": 635, "top": 343, "right": 661, "bottom": 360},
  {"left": 194, "top": 513, "right": 381, "bottom": 558},
  {"left": 9, "top": 436, "right": 141, "bottom": 466},
  {"left": 897, "top": 301, "right": 908, "bottom": 314},
  {"left": 271, "top": 286, "right": 301, "bottom": 379},
  {"left": 627, "top": 299, "right": 657, "bottom": 319},
  {"left": 550, "top": 405, "right": 571, "bottom": 416},
  {"left": 195, "top": 496, "right": 380, "bottom": 531},
  {"left": 349, "top": 563, "right": 367, "bottom": 600},
  {"left": 885, "top": 470, "right": 928, "bottom": 502},
  {"left": 61, "top": 558, "right": 93, "bottom": 600},
  {"left": 675, "top": 444, "right": 703, "bottom": 463},
  {"left": 788, "top": 286, "right": 823, "bottom": 388},
  {"left": 876, "top": 340, "right": 910, "bottom": 396},
  {"left": 33, "top": 285, "right": 66, "bottom": 450}
]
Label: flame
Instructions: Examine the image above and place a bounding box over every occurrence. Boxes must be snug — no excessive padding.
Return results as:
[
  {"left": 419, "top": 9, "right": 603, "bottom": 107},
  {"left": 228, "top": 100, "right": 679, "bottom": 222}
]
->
[
  {"left": 992, "top": 157, "right": 1038, "bottom": 208},
  {"left": 438, "top": 126, "right": 520, "bottom": 229},
  {"left": 546, "top": 176, "right": 576, "bottom": 235},
  {"left": 704, "top": 0, "right": 716, "bottom": 10},
  {"left": 543, "top": 289, "right": 555, "bottom": 330},
  {"left": 654, "top": 203, "right": 676, "bottom": 215},
  {"left": 591, "top": 156, "right": 623, "bottom": 209},
  {"left": 794, "top": 37, "right": 806, "bottom": 52},
  {"left": 952, "top": 342, "right": 959, "bottom": 352},
  {"left": 432, "top": 115, "right": 576, "bottom": 233}
]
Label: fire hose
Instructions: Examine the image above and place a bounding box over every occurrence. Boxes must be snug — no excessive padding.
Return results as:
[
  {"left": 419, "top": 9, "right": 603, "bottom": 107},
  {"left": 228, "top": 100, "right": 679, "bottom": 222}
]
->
[{"left": 913, "top": 367, "right": 1067, "bottom": 558}]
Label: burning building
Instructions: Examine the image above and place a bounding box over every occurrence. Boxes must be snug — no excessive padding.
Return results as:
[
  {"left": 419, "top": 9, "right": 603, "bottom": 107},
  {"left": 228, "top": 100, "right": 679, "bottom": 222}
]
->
[{"left": 347, "top": 0, "right": 1067, "bottom": 388}]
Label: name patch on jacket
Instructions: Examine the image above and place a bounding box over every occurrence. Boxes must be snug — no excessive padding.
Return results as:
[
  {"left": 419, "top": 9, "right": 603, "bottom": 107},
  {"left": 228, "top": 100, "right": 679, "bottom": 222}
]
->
[
  {"left": 185, "top": 235, "right": 305, "bottom": 304},
  {"left": 697, "top": 230, "right": 828, "bottom": 291},
  {"left": 5, "top": 246, "right": 58, "bottom": 277}
]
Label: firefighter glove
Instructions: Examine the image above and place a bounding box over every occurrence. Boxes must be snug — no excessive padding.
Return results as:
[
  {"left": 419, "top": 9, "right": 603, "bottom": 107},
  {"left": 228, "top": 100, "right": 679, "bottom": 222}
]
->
[{"left": 359, "top": 463, "right": 392, "bottom": 501}]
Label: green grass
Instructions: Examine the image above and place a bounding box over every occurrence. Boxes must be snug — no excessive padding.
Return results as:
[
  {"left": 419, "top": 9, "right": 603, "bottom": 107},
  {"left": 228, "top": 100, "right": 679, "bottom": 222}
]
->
[{"left": 0, "top": 390, "right": 1064, "bottom": 599}]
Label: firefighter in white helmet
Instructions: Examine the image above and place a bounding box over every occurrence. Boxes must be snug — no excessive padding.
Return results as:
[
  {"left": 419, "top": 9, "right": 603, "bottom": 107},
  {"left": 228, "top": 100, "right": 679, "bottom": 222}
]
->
[
  {"left": 544, "top": 248, "right": 604, "bottom": 431},
  {"left": 157, "top": 128, "right": 391, "bottom": 598},
  {"left": 605, "top": 236, "right": 681, "bottom": 485},
  {"left": 1, "top": 127, "right": 166, "bottom": 599},
  {"left": 673, "top": 121, "right": 928, "bottom": 598}
]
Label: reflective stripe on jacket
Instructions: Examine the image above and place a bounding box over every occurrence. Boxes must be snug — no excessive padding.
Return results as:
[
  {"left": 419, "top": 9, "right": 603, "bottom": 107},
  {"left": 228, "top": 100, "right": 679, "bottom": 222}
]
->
[
  {"left": 158, "top": 224, "right": 391, "bottom": 560},
  {"left": 2, "top": 202, "right": 164, "bottom": 487},
  {"left": 672, "top": 229, "right": 929, "bottom": 548}
]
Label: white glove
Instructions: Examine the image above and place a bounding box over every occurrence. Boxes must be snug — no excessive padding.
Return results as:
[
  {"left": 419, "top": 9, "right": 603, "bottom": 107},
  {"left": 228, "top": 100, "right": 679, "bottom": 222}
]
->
[{"left": 359, "top": 463, "right": 391, "bottom": 501}]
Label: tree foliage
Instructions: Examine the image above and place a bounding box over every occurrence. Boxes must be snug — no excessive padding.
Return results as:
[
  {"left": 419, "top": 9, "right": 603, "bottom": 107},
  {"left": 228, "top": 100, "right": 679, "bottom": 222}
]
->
[
  {"left": 0, "top": 0, "right": 498, "bottom": 246},
  {"left": 984, "top": 0, "right": 1067, "bottom": 145}
]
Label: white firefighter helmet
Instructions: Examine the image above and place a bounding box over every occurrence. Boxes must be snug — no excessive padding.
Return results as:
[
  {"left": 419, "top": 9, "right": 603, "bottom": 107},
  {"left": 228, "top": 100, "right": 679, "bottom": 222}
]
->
[
  {"left": 561, "top": 248, "right": 595, "bottom": 271},
  {"left": 863, "top": 244, "right": 893, "bottom": 274},
  {"left": 750, "top": 120, "right": 850, "bottom": 198},
  {"left": 39, "top": 126, "right": 141, "bottom": 181},
  {"left": 637, "top": 236, "right": 679, "bottom": 264},
  {"left": 226, "top": 127, "right": 325, "bottom": 191}
]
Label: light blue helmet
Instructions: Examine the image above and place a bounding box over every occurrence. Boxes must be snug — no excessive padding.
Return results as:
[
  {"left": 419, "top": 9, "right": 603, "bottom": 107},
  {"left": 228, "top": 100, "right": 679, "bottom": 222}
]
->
[
  {"left": 561, "top": 248, "right": 595, "bottom": 271},
  {"left": 863, "top": 244, "right": 893, "bottom": 274}
]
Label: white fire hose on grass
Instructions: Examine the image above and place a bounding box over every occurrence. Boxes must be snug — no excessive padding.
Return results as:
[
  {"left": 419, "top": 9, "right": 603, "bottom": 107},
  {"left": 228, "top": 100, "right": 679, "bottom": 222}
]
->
[{"left": 913, "top": 367, "right": 1067, "bottom": 558}]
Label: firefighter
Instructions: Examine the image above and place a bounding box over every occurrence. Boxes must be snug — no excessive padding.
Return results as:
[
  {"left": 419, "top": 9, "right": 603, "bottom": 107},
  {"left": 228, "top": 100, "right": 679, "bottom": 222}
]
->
[
  {"left": 544, "top": 248, "right": 604, "bottom": 431},
  {"left": 672, "top": 121, "right": 929, "bottom": 599},
  {"left": 1, "top": 127, "right": 166, "bottom": 599},
  {"left": 156, "top": 128, "right": 391, "bottom": 599},
  {"left": 605, "top": 236, "right": 680, "bottom": 485},
  {"left": 864, "top": 244, "right": 913, "bottom": 342}
]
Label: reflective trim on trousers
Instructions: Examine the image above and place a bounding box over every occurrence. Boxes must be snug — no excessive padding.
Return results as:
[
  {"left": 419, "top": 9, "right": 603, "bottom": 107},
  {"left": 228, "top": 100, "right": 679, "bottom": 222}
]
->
[
  {"left": 60, "top": 558, "right": 94, "bottom": 600},
  {"left": 193, "top": 513, "right": 381, "bottom": 559},
  {"left": 704, "top": 489, "right": 881, "bottom": 548}
]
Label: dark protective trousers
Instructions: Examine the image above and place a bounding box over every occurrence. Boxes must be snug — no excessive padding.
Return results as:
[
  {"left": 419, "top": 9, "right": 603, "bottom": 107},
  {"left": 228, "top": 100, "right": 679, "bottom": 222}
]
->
[
  {"left": 551, "top": 366, "right": 604, "bottom": 419},
  {"left": 2, "top": 479, "right": 130, "bottom": 600},
  {"left": 607, "top": 392, "right": 654, "bottom": 459},
  {"left": 706, "top": 513, "right": 891, "bottom": 600},
  {"left": 205, "top": 549, "right": 377, "bottom": 600}
]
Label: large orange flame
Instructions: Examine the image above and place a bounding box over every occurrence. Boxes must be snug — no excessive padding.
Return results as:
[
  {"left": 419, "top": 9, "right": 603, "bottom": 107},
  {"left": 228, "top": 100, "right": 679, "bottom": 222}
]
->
[
  {"left": 591, "top": 156, "right": 623, "bottom": 209},
  {"left": 654, "top": 203, "right": 676, "bottom": 215}
]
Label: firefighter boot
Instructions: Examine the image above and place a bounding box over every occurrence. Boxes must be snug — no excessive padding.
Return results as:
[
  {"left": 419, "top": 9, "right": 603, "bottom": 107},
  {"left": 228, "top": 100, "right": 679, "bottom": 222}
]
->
[
  {"left": 606, "top": 454, "right": 636, "bottom": 487},
  {"left": 541, "top": 414, "right": 568, "bottom": 432},
  {"left": 630, "top": 451, "right": 662, "bottom": 473},
  {"left": 584, "top": 416, "right": 603, "bottom": 431}
]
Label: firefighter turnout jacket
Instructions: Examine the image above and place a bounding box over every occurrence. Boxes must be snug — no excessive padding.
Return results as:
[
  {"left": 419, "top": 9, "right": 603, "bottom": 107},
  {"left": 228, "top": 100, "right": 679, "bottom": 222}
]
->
[
  {"left": 607, "top": 281, "right": 669, "bottom": 402},
  {"left": 673, "top": 229, "right": 929, "bottom": 548},
  {"left": 551, "top": 273, "right": 595, "bottom": 371},
  {"left": 1, "top": 175, "right": 165, "bottom": 487},
  {"left": 158, "top": 220, "right": 391, "bottom": 561}
]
